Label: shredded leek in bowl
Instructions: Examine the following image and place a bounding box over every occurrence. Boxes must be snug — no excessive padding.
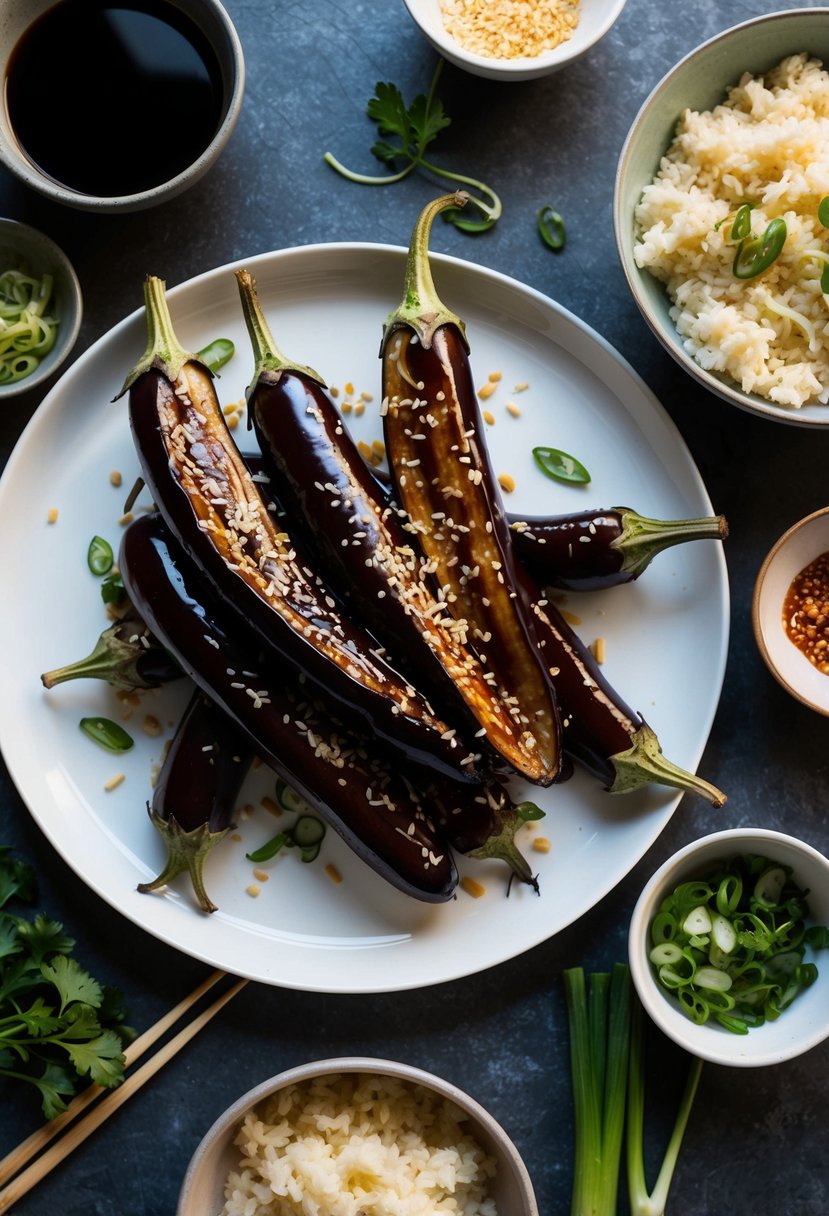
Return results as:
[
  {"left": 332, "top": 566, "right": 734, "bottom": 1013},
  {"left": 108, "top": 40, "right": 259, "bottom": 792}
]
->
[{"left": 0, "top": 268, "right": 59, "bottom": 385}]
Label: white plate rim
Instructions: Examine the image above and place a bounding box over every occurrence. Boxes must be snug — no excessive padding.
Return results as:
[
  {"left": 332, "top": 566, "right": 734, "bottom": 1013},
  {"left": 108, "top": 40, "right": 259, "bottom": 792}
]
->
[{"left": 0, "top": 242, "right": 730, "bottom": 992}]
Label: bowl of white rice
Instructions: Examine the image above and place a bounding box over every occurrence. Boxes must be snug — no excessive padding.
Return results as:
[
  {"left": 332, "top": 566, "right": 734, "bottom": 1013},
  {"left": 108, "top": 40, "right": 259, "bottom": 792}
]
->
[
  {"left": 177, "top": 1057, "right": 538, "bottom": 1215},
  {"left": 615, "top": 8, "right": 829, "bottom": 427},
  {"left": 401, "top": 0, "right": 628, "bottom": 81}
]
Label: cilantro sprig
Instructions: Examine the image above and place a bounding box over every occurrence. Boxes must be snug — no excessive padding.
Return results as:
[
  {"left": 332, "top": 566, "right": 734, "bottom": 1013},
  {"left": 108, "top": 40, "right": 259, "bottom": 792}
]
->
[
  {"left": 0, "top": 846, "right": 132, "bottom": 1118},
  {"left": 324, "top": 61, "right": 501, "bottom": 233}
]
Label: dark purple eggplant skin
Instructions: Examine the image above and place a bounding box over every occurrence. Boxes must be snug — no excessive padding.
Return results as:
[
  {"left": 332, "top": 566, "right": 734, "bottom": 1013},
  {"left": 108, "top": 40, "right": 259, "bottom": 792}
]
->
[
  {"left": 509, "top": 511, "right": 630, "bottom": 591},
  {"left": 514, "top": 562, "right": 725, "bottom": 804},
  {"left": 508, "top": 509, "right": 728, "bottom": 592},
  {"left": 119, "top": 513, "right": 458, "bottom": 903},
  {"left": 127, "top": 365, "right": 477, "bottom": 786},
  {"left": 151, "top": 691, "right": 250, "bottom": 835}
]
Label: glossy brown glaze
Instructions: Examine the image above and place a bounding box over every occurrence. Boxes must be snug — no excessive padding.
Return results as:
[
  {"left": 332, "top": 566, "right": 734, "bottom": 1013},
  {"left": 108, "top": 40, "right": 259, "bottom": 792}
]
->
[{"left": 119, "top": 514, "right": 458, "bottom": 902}]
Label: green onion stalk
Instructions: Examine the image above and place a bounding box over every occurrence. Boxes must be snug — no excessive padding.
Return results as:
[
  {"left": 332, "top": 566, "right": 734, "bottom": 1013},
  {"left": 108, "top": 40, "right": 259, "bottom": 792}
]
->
[{"left": 564, "top": 964, "right": 702, "bottom": 1216}]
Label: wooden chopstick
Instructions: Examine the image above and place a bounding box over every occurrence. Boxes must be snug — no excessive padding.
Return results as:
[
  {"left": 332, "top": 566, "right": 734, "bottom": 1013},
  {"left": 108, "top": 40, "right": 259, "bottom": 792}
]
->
[
  {"left": 0, "top": 967, "right": 228, "bottom": 1189},
  {"left": 0, "top": 971, "right": 247, "bottom": 1214}
]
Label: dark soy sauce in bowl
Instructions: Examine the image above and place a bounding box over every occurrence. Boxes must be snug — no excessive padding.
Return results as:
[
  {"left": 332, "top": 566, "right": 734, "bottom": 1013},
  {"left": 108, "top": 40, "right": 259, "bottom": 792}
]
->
[{"left": 5, "top": 0, "right": 224, "bottom": 198}]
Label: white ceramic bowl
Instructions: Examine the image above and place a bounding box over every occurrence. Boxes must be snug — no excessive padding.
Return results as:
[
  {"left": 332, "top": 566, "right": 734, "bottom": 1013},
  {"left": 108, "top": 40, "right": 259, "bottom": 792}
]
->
[
  {"left": 402, "top": 0, "right": 627, "bottom": 81},
  {"left": 0, "top": 218, "right": 82, "bottom": 398},
  {"left": 752, "top": 506, "right": 829, "bottom": 716},
  {"left": 615, "top": 8, "right": 829, "bottom": 427},
  {"left": 629, "top": 829, "right": 829, "bottom": 1067},
  {"left": 0, "top": 0, "right": 244, "bottom": 213},
  {"left": 178, "top": 1056, "right": 538, "bottom": 1215}
]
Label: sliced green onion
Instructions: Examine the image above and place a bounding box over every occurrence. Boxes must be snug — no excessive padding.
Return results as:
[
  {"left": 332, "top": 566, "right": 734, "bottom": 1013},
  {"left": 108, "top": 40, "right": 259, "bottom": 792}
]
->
[
  {"left": 0, "top": 269, "right": 59, "bottom": 385},
  {"left": 649, "top": 942, "right": 683, "bottom": 966},
  {"left": 537, "top": 205, "right": 566, "bottom": 251},
  {"left": 754, "top": 865, "right": 786, "bottom": 905},
  {"left": 682, "top": 905, "right": 712, "bottom": 936},
  {"left": 733, "top": 217, "right": 787, "bottom": 278},
  {"left": 710, "top": 913, "right": 737, "bottom": 954},
  {"left": 197, "top": 337, "right": 235, "bottom": 373},
  {"left": 694, "top": 966, "right": 732, "bottom": 992},
  {"left": 532, "top": 446, "right": 590, "bottom": 485},
  {"left": 649, "top": 852, "right": 828, "bottom": 1034},
  {"left": 819, "top": 196, "right": 829, "bottom": 227},
  {"left": 79, "top": 717, "right": 134, "bottom": 752},
  {"left": 87, "top": 535, "right": 114, "bottom": 576}
]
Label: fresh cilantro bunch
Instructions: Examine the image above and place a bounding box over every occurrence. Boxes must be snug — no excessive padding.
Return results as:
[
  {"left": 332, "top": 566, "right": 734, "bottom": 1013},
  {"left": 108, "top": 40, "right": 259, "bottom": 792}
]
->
[
  {"left": 0, "top": 847, "right": 133, "bottom": 1118},
  {"left": 324, "top": 61, "right": 501, "bottom": 233}
]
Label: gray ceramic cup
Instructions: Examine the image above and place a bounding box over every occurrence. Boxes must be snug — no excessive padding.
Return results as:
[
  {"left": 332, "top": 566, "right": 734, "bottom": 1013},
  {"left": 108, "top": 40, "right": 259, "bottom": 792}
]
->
[{"left": 0, "top": 0, "right": 245, "bottom": 213}]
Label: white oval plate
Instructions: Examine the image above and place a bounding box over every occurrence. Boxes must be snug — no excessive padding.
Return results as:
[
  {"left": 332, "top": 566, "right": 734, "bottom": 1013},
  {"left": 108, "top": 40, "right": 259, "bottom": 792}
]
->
[{"left": 0, "top": 244, "right": 729, "bottom": 992}]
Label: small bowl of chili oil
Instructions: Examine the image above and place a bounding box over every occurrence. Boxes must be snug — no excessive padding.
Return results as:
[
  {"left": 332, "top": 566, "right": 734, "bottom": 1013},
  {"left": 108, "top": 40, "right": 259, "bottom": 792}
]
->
[{"left": 752, "top": 506, "right": 829, "bottom": 716}]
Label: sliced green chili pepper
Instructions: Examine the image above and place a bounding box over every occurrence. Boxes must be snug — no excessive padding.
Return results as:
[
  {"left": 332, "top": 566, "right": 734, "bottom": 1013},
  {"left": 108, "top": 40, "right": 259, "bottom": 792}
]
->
[
  {"left": 532, "top": 446, "right": 590, "bottom": 485},
  {"left": 197, "top": 338, "right": 235, "bottom": 373},
  {"left": 732, "top": 217, "right": 787, "bottom": 279},
  {"left": 729, "top": 203, "right": 753, "bottom": 241},
  {"left": 246, "top": 831, "right": 290, "bottom": 863},
  {"left": 79, "top": 717, "right": 134, "bottom": 752},
  {"left": 819, "top": 196, "right": 829, "bottom": 228},
  {"left": 87, "top": 535, "right": 114, "bottom": 576},
  {"left": 538, "top": 206, "right": 566, "bottom": 252},
  {"left": 246, "top": 814, "right": 326, "bottom": 864}
]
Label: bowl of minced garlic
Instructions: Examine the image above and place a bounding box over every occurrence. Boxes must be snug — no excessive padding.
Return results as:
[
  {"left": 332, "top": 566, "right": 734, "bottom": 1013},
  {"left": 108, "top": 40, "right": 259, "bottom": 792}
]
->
[
  {"left": 753, "top": 506, "right": 829, "bottom": 716},
  {"left": 401, "top": 0, "right": 628, "bottom": 80}
]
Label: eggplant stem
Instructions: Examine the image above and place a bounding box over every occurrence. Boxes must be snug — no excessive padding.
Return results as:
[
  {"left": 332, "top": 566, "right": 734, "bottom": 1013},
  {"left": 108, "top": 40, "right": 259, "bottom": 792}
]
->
[
  {"left": 40, "top": 621, "right": 166, "bottom": 692},
  {"left": 116, "top": 276, "right": 199, "bottom": 398},
  {"left": 615, "top": 509, "right": 729, "bottom": 579},
  {"left": 384, "top": 192, "right": 470, "bottom": 349},
  {"left": 609, "top": 722, "right": 726, "bottom": 806},
  {"left": 235, "top": 269, "right": 325, "bottom": 389},
  {"left": 138, "top": 807, "right": 232, "bottom": 914},
  {"left": 468, "top": 804, "right": 540, "bottom": 892}
]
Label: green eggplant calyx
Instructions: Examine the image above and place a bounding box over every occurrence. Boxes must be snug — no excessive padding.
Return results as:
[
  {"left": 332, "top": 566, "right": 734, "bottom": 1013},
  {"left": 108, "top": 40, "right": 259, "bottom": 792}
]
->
[
  {"left": 615, "top": 509, "right": 729, "bottom": 579},
  {"left": 235, "top": 268, "right": 325, "bottom": 395},
  {"left": 609, "top": 722, "right": 726, "bottom": 806},
  {"left": 468, "top": 804, "right": 540, "bottom": 892},
  {"left": 383, "top": 192, "right": 469, "bottom": 351},
  {"left": 116, "top": 275, "right": 201, "bottom": 399},
  {"left": 138, "top": 806, "right": 233, "bottom": 914}
]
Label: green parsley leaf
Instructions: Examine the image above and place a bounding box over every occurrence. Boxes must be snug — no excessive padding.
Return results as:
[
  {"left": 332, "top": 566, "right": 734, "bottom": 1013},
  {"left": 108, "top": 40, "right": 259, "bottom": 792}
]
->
[
  {"left": 17, "top": 914, "right": 75, "bottom": 964},
  {"left": 324, "top": 62, "right": 501, "bottom": 234},
  {"left": 0, "top": 847, "right": 131, "bottom": 1117},
  {"left": 42, "top": 955, "right": 103, "bottom": 1015},
  {"left": 0, "top": 846, "right": 37, "bottom": 909}
]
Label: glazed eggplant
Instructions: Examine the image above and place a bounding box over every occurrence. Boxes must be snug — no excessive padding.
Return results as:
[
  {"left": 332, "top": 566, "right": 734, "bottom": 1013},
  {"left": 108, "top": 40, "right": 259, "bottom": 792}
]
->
[
  {"left": 40, "top": 611, "right": 181, "bottom": 691},
  {"left": 236, "top": 268, "right": 549, "bottom": 783},
  {"left": 139, "top": 691, "right": 252, "bottom": 913},
  {"left": 119, "top": 512, "right": 458, "bottom": 903},
  {"left": 249, "top": 453, "right": 728, "bottom": 595},
  {"left": 117, "top": 276, "right": 477, "bottom": 784},
  {"left": 380, "top": 195, "right": 562, "bottom": 787},
  {"left": 509, "top": 508, "right": 728, "bottom": 592},
  {"left": 519, "top": 569, "right": 726, "bottom": 804}
]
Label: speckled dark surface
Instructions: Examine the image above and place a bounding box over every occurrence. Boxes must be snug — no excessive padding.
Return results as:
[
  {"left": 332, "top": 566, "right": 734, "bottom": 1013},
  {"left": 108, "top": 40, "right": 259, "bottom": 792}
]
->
[{"left": 1, "top": 1, "right": 828, "bottom": 1213}]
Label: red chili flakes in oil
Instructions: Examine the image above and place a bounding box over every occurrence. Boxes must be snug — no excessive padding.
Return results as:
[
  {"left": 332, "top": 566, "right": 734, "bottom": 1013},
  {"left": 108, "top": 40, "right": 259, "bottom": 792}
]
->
[{"left": 783, "top": 550, "right": 829, "bottom": 674}]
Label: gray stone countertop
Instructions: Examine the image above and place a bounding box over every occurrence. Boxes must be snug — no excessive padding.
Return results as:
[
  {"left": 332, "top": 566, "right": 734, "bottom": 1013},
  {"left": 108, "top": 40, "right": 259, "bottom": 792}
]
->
[{"left": 0, "top": 1, "right": 827, "bottom": 1213}]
